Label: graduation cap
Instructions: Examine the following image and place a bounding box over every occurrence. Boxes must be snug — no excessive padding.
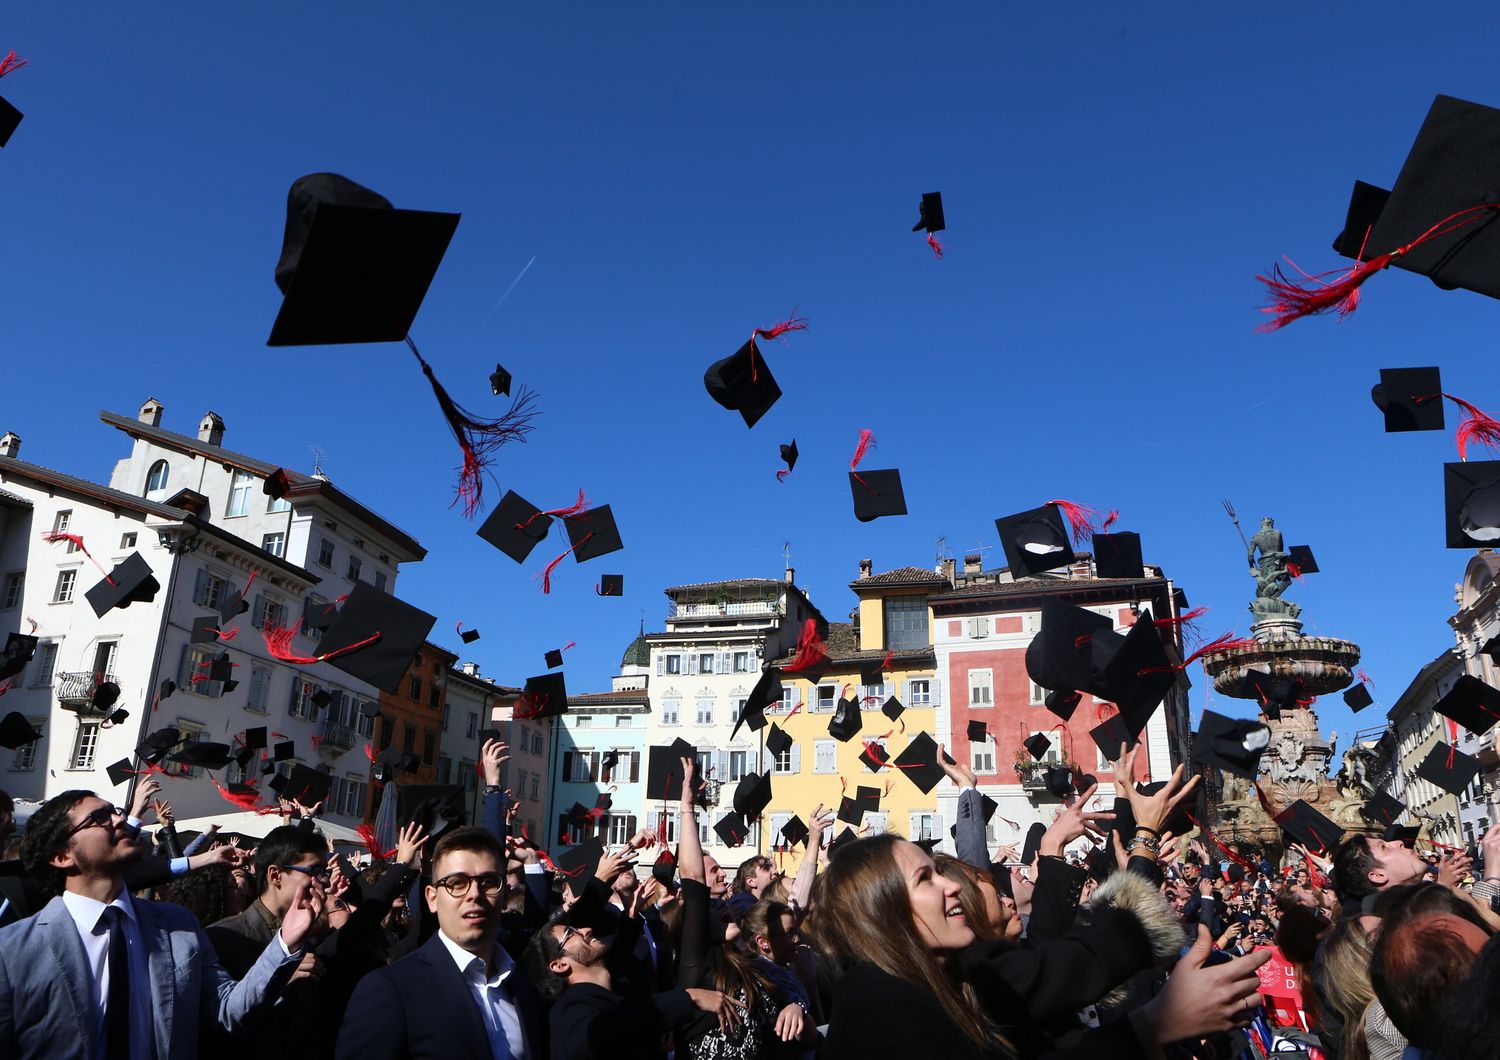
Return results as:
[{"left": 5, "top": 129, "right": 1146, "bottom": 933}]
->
[
  {"left": 264, "top": 468, "right": 294, "bottom": 501},
  {"left": 315, "top": 581, "right": 436, "bottom": 694},
  {"left": 217, "top": 579, "right": 254, "bottom": 625},
  {"left": 826, "top": 826, "right": 859, "bottom": 857},
  {"left": 1191, "top": 710, "right": 1272, "bottom": 781},
  {"left": 778, "top": 440, "right": 798, "bottom": 478},
  {"left": 562, "top": 801, "right": 592, "bottom": 828},
  {"left": 1093, "top": 610, "right": 1176, "bottom": 738},
  {"left": 137, "top": 727, "right": 183, "bottom": 764},
  {"left": 1287, "top": 546, "right": 1319, "bottom": 576},
  {"left": 1045, "top": 689, "right": 1082, "bottom": 722},
  {"left": 84, "top": 553, "right": 160, "bottom": 617},
  {"left": 836, "top": 797, "right": 865, "bottom": 826},
  {"left": 398, "top": 783, "right": 466, "bottom": 838},
  {"left": 554, "top": 836, "right": 604, "bottom": 881},
  {"left": 0, "top": 711, "right": 40, "bottom": 750},
  {"left": 1092, "top": 531, "right": 1144, "bottom": 580},
  {"left": 651, "top": 852, "right": 678, "bottom": 888},
  {"left": 1020, "top": 822, "right": 1047, "bottom": 865},
  {"left": 1344, "top": 682, "right": 1374, "bottom": 711},
  {"left": 190, "top": 616, "right": 224, "bottom": 644},
  {"left": 1275, "top": 799, "right": 1346, "bottom": 854},
  {"left": 967, "top": 719, "right": 989, "bottom": 743},
  {"left": 1372, "top": 367, "right": 1445, "bottom": 432},
  {"left": 1481, "top": 636, "right": 1500, "bottom": 661},
  {"left": 233, "top": 745, "right": 256, "bottom": 771},
  {"left": 596, "top": 574, "right": 624, "bottom": 597},
  {"left": 1446, "top": 461, "right": 1500, "bottom": 548},
  {"left": 92, "top": 681, "right": 121, "bottom": 711},
  {"left": 828, "top": 696, "right": 863, "bottom": 742},
  {"left": 645, "top": 738, "right": 699, "bottom": 801},
  {"left": 297, "top": 597, "right": 335, "bottom": 636},
  {"left": 273, "top": 739, "right": 295, "bottom": 762},
  {"left": 849, "top": 470, "right": 907, "bottom": 522},
  {"left": 517, "top": 671, "right": 567, "bottom": 720},
  {"left": 732, "top": 668, "right": 781, "bottom": 741},
  {"left": 277, "top": 762, "right": 332, "bottom": 805},
  {"left": 0, "top": 633, "right": 38, "bottom": 681},
  {"left": 490, "top": 363, "right": 512, "bottom": 397},
  {"left": 714, "top": 812, "right": 749, "bottom": 848},
  {"left": 891, "top": 732, "right": 945, "bottom": 794},
  {"left": 1416, "top": 742, "right": 1483, "bottom": 796},
  {"left": 912, "top": 192, "right": 945, "bottom": 234},
  {"left": 460, "top": 627, "right": 481, "bottom": 644},
  {"left": 765, "top": 724, "right": 793, "bottom": 759},
  {"left": 996, "top": 504, "right": 1076, "bottom": 578},
  {"left": 780, "top": 816, "right": 809, "bottom": 848},
  {"left": 1044, "top": 765, "right": 1074, "bottom": 798},
  {"left": 170, "top": 741, "right": 234, "bottom": 771},
  {"left": 1240, "top": 669, "right": 1301, "bottom": 719},
  {"left": 881, "top": 696, "right": 905, "bottom": 721},
  {"left": 859, "top": 741, "right": 890, "bottom": 772},
  {"left": 1089, "top": 713, "right": 1134, "bottom": 763},
  {"left": 475, "top": 491, "right": 554, "bottom": 565},
  {"left": 104, "top": 759, "right": 134, "bottom": 787},
  {"left": 563, "top": 505, "right": 623, "bottom": 565},
  {"left": 1027, "top": 600, "right": 1113, "bottom": 694},
  {"left": 544, "top": 647, "right": 566, "bottom": 669},
  {"left": 1434, "top": 674, "right": 1500, "bottom": 735},
  {"left": 732, "top": 773, "right": 772, "bottom": 819},
  {"left": 704, "top": 340, "right": 782, "bottom": 429},
  {"left": 157, "top": 679, "right": 177, "bottom": 703},
  {"left": 1023, "top": 732, "right": 1051, "bottom": 761},
  {"left": 1333, "top": 180, "right": 1392, "bottom": 259},
  {"left": 1385, "top": 822, "right": 1423, "bottom": 846},
  {"left": 1360, "top": 790, "right": 1406, "bottom": 828}
]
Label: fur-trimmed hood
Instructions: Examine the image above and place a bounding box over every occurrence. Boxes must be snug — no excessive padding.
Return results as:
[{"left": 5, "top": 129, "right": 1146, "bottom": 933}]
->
[{"left": 1083, "top": 869, "right": 1186, "bottom": 1011}]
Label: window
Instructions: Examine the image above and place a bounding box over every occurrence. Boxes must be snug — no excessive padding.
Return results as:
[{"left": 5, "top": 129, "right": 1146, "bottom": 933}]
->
[
  {"left": 145, "top": 460, "right": 170, "bottom": 494},
  {"left": 814, "top": 740, "right": 837, "bottom": 774},
  {"left": 884, "top": 596, "right": 929, "bottom": 650},
  {"left": 568, "top": 750, "right": 598, "bottom": 782},
  {"left": 288, "top": 679, "right": 317, "bottom": 721},
  {"left": 378, "top": 715, "right": 394, "bottom": 750},
  {"left": 70, "top": 722, "right": 101, "bottom": 770},
  {"left": 52, "top": 570, "right": 76, "bottom": 604},
  {"left": 969, "top": 669, "right": 994, "bottom": 707},
  {"left": 661, "top": 696, "right": 681, "bottom": 726},
  {"left": 442, "top": 704, "right": 451, "bottom": 730},
  {"left": 699, "top": 653, "right": 716, "bottom": 674},
  {"left": 972, "top": 737, "right": 996, "bottom": 774},
  {"left": 532, "top": 732, "right": 544, "bottom": 755},
  {"left": 355, "top": 706, "right": 375, "bottom": 738},
  {"left": 347, "top": 555, "right": 362, "bottom": 582},
  {"left": 10, "top": 721, "right": 41, "bottom": 771},
  {"left": 772, "top": 743, "right": 799, "bottom": 774},
  {"left": 909, "top": 679, "right": 932, "bottom": 706},
  {"left": 861, "top": 681, "right": 886, "bottom": 703},
  {"left": 53, "top": 510, "right": 72, "bottom": 535},
  {"left": 32, "top": 643, "right": 58, "bottom": 687},
  {"left": 1029, "top": 680, "right": 1046, "bottom": 706},
  {"left": 665, "top": 654, "right": 682, "bottom": 675},
  {"left": 577, "top": 715, "right": 593, "bottom": 728},
  {"left": 467, "top": 712, "right": 477, "bottom": 739},
  {"left": 1, "top": 572, "right": 21, "bottom": 609},
  {"left": 777, "top": 687, "right": 797, "bottom": 713},
  {"left": 909, "top": 812, "right": 941, "bottom": 843},
  {"left": 181, "top": 645, "right": 222, "bottom": 697},
  {"left": 1027, "top": 731, "right": 1064, "bottom": 765},
  {"left": 529, "top": 775, "right": 540, "bottom": 799},
  {"left": 695, "top": 696, "right": 714, "bottom": 725},
  {"left": 261, "top": 532, "right": 286, "bottom": 558},
  {"left": 403, "top": 724, "right": 417, "bottom": 753},
  {"left": 429, "top": 682, "right": 442, "bottom": 710},
  {"left": 318, "top": 538, "right": 335, "bottom": 568},
  {"left": 267, "top": 490, "right": 291, "bottom": 514},
  {"left": 733, "top": 651, "right": 750, "bottom": 673},
  {"left": 461, "top": 761, "right": 476, "bottom": 792},
  {"left": 695, "top": 750, "right": 715, "bottom": 779},
  {"left": 816, "top": 685, "right": 837, "bottom": 711},
  {"left": 374, "top": 570, "right": 388, "bottom": 592},
  {"left": 423, "top": 730, "right": 436, "bottom": 766},
  {"left": 437, "top": 756, "right": 452, "bottom": 784},
  {"left": 226, "top": 470, "right": 253, "bottom": 517},
  {"left": 728, "top": 750, "right": 747, "bottom": 780},
  {"left": 966, "top": 616, "right": 990, "bottom": 639},
  {"left": 607, "top": 815, "right": 639, "bottom": 846},
  {"left": 194, "top": 570, "right": 228, "bottom": 610},
  {"left": 409, "top": 676, "right": 422, "bottom": 702},
  {"left": 252, "top": 595, "right": 288, "bottom": 631},
  {"left": 866, "top": 812, "right": 888, "bottom": 836},
  {"left": 615, "top": 715, "right": 631, "bottom": 727}
]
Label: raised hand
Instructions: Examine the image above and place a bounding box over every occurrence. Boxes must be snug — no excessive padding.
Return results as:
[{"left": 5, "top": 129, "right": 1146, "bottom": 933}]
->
[
  {"left": 1109, "top": 743, "right": 1198, "bottom": 834},
  {"left": 1143, "top": 925, "right": 1272, "bottom": 1043},
  {"left": 1040, "top": 783, "right": 1114, "bottom": 857},
  {"left": 481, "top": 738, "right": 509, "bottom": 787},
  {"left": 279, "top": 877, "right": 325, "bottom": 951},
  {"left": 935, "top": 743, "right": 977, "bottom": 788},
  {"left": 685, "top": 988, "right": 747, "bottom": 1034},
  {"left": 395, "top": 820, "right": 428, "bottom": 866},
  {"left": 594, "top": 849, "right": 637, "bottom": 885},
  {"left": 152, "top": 799, "right": 175, "bottom": 827},
  {"left": 806, "top": 803, "right": 836, "bottom": 846},
  {"left": 129, "top": 776, "right": 161, "bottom": 821}
]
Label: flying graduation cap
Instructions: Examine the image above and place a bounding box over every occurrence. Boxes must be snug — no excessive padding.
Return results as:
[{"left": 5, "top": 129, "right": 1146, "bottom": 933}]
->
[
  {"left": 0, "top": 711, "right": 40, "bottom": 750},
  {"left": 0, "top": 49, "right": 26, "bottom": 148},
  {"left": 731, "top": 668, "right": 781, "bottom": 741},
  {"left": 84, "top": 553, "right": 160, "bottom": 617},
  {"left": 704, "top": 311, "right": 807, "bottom": 429},
  {"left": 596, "top": 574, "right": 624, "bottom": 597},
  {"left": 0, "top": 633, "right": 37, "bottom": 681},
  {"left": 1445, "top": 461, "right": 1500, "bottom": 548},
  {"left": 777, "top": 440, "right": 798, "bottom": 482},
  {"left": 1372, "top": 367, "right": 1446, "bottom": 433},
  {"left": 912, "top": 192, "right": 945, "bottom": 257},
  {"left": 1433, "top": 674, "right": 1500, "bottom": 735},
  {"left": 1092, "top": 531, "right": 1145, "bottom": 580},
  {"left": 1191, "top": 710, "right": 1272, "bottom": 780},
  {"left": 847, "top": 430, "right": 906, "bottom": 522},
  {"left": 266, "top": 172, "right": 537, "bottom": 517},
  {"left": 271, "top": 581, "right": 436, "bottom": 695}
]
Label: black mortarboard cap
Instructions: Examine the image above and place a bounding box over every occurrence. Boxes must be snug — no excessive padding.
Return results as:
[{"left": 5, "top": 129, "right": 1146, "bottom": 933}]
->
[
  {"left": 563, "top": 801, "right": 592, "bottom": 827},
  {"left": 1361, "top": 95, "right": 1500, "bottom": 301},
  {"left": 544, "top": 648, "right": 565, "bottom": 669},
  {"left": 1482, "top": 636, "right": 1500, "bottom": 661},
  {"left": 967, "top": 719, "right": 989, "bottom": 743},
  {"left": 1226, "top": 863, "right": 1246, "bottom": 884},
  {"left": 651, "top": 853, "right": 678, "bottom": 888},
  {"left": 1020, "top": 822, "right": 1047, "bottom": 865},
  {"left": 92, "top": 682, "right": 121, "bottom": 711},
  {"left": 398, "top": 783, "right": 466, "bottom": 838},
  {"left": 489, "top": 363, "right": 512, "bottom": 397},
  {"left": 157, "top": 679, "right": 177, "bottom": 702},
  {"left": 1360, "top": 790, "right": 1406, "bottom": 828},
  {"left": 267, "top": 771, "right": 289, "bottom": 793},
  {"left": 1093, "top": 610, "right": 1176, "bottom": 737},
  {"left": 645, "top": 738, "right": 699, "bottom": 801},
  {"left": 1239, "top": 669, "right": 1300, "bottom": 720},
  {"left": 1089, "top": 714, "right": 1134, "bottom": 763},
  {"left": 104, "top": 709, "right": 129, "bottom": 727},
  {"left": 859, "top": 741, "right": 889, "bottom": 772},
  {"left": 476, "top": 490, "right": 553, "bottom": 565},
  {"left": 1092, "top": 531, "right": 1144, "bottom": 580},
  {"left": 0, "top": 711, "right": 40, "bottom": 750},
  {"left": 190, "top": 615, "right": 223, "bottom": 644},
  {"left": 732, "top": 668, "right": 781, "bottom": 741},
  {"left": 765, "top": 724, "right": 792, "bottom": 757},
  {"left": 714, "top": 813, "right": 749, "bottom": 848},
  {"left": 1192, "top": 711, "right": 1272, "bottom": 781},
  {"left": 264, "top": 468, "right": 294, "bottom": 500},
  {"left": 1333, "top": 180, "right": 1391, "bottom": 259},
  {"left": 554, "top": 836, "right": 604, "bottom": 882},
  {"left": 317, "top": 581, "right": 436, "bottom": 694},
  {"left": 733, "top": 772, "right": 772, "bottom": 818},
  {"left": 273, "top": 740, "right": 295, "bottom": 762},
  {"left": 828, "top": 696, "right": 863, "bottom": 742},
  {"left": 1416, "top": 742, "right": 1483, "bottom": 796},
  {"left": 849, "top": 470, "right": 907, "bottom": 522},
  {"left": 234, "top": 745, "right": 255, "bottom": 771},
  {"left": 1275, "top": 799, "right": 1346, "bottom": 855},
  {"left": 0, "top": 633, "right": 38, "bottom": 681},
  {"left": 1371, "top": 367, "right": 1445, "bottom": 432},
  {"left": 1045, "top": 689, "right": 1082, "bottom": 722},
  {"left": 518, "top": 671, "right": 568, "bottom": 720},
  {"left": 781, "top": 816, "right": 809, "bottom": 848},
  {"left": 891, "top": 732, "right": 945, "bottom": 794},
  {"left": 1023, "top": 732, "right": 1051, "bottom": 761},
  {"left": 597, "top": 574, "right": 624, "bottom": 597},
  {"left": 358, "top": 697, "right": 381, "bottom": 719},
  {"left": 209, "top": 652, "right": 234, "bottom": 687},
  {"left": 704, "top": 340, "right": 782, "bottom": 429},
  {"left": 216, "top": 580, "right": 253, "bottom": 625},
  {"left": 1384, "top": 823, "right": 1423, "bottom": 846},
  {"left": 171, "top": 741, "right": 234, "bottom": 771},
  {"left": 1446, "top": 461, "right": 1500, "bottom": 548},
  {"left": 912, "top": 192, "right": 945, "bottom": 234},
  {"left": 564, "top": 505, "right": 623, "bottom": 564},
  {"left": 859, "top": 658, "right": 886, "bottom": 688},
  {"left": 836, "top": 797, "right": 864, "bottom": 826},
  {"left": 881, "top": 696, "right": 905, "bottom": 721},
  {"left": 1133, "top": 779, "right": 1194, "bottom": 836},
  {"left": 1287, "top": 545, "right": 1319, "bottom": 575},
  {"left": 780, "top": 440, "right": 798, "bottom": 472},
  {"left": 1344, "top": 682, "right": 1374, "bottom": 711},
  {"left": 104, "top": 759, "right": 134, "bottom": 787},
  {"left": 84, "top": 552, "right": 160, "bottom": 617},
  {"left": 996, "top": 504, "right": 1076, "bottom": 578},
  {"left": 298, "top": 596, "right": 335, "bottom": 635},
  {"left": 137, "top": 727, "right": 182, "bottom": 764},
  {"left": 268, "top": 173, "right": 459, "bottom": 346},
  {"left": 0, "top": 95, "right": 22, "bottom": 149},
  {"left": 1027, "top": 599, "right": 1112, "bottom": 695},
  {"left": 1435, "top": 674, "right": 1500, "bottom": 735},
  {"left": 1044, "top": 765, "right": 1074, "bottom": 799},
  {"left": 827, "top": 826, "right": 858, "bottom": 856},
  {"left": 460, "top": 627, "right": 481, "bottom": 644}
]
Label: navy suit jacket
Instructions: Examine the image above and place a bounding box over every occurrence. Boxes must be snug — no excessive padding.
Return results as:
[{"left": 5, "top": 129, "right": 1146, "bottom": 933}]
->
[{"left": 336, "top": 931, "right": 549, "bottom": 1060}]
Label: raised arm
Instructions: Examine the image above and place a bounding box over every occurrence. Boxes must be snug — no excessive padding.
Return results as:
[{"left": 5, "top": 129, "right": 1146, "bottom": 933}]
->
[
  {"left": 675, "top": 756, "right": 704, "bottom": 884},
  {"left": 790, "top": 804, "right": 834, "bottom": 912}
]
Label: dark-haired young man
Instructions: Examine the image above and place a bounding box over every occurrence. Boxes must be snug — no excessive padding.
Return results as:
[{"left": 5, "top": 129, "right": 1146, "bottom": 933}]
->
[
  {"left": 0, "top": 789, "right": 314, "bottom": 1060},
  {"left": 1331, "top": 834, "right": 1454, "bottom": 906},
  {"left": 208, "top": 823, "right": 332, "bottom": 978},
  {"left": 336, "top": 825, "right": 548, "bottom": 1060}
]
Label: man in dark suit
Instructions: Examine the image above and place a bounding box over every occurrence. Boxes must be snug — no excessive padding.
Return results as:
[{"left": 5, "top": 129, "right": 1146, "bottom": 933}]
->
[
  {"left": 0, "top": 788, "right": 316, "bottom": 1060},
  {"left": 337, "top": 825, "right": 548, "bottom": 1060}
]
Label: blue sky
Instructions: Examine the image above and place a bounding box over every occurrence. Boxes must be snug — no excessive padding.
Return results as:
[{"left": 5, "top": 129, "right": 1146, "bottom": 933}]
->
[{"left": 5, "top": 4, "right": 1497, "bottom": 747}]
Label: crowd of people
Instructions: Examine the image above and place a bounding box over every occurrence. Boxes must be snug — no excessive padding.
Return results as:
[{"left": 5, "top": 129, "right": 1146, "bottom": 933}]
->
[{"left": 2, "top": 737, "right": 1499, "bottom": 1060}]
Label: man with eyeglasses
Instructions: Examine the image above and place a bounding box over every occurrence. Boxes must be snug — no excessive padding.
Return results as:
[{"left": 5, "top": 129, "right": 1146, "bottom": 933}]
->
[
  {"left": 0, "top": 789, "right": 316, "bottom": 1060},
  {"left": 337, "top": 824, "right": 548, "bottom": 1059},
  {"left": 207, "top": 823, "right": 332, "bottom": 981}
]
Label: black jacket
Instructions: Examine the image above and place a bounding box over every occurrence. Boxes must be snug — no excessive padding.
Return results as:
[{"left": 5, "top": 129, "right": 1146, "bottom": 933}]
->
[{"left": 549, "top": 982, "right": 699, "bottom": 1060}]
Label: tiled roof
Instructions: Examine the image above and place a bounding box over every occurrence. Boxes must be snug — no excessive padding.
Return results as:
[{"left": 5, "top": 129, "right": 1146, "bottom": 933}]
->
[
  {"left": 663, "top": 578, "right": 785, "bottom": 595},
  {"left": 933, "top": 574, "right": 1164, "bottom": 602},
  {"left": 568, "top": 689, "right": 651, "bottom": 705},
  {"left": 849, "top": 566, "right": 950, "bottom": 589}
]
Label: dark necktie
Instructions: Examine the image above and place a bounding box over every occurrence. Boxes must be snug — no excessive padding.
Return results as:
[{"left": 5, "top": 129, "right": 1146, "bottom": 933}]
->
[{"left": 101, "top": 906, "right": 131, "bottom": 1060}]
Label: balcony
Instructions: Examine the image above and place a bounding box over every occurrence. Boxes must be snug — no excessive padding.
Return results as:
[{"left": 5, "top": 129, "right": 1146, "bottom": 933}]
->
[
  {"left": 314, "top": 718, "right": 357, "bottom": 754},
  {"left": 56, "top": 672, "right": 119, "bottom": 712},
  {"left": 1015, "top": 760, "right": 1072, "bottom": 796},
  {"left": 666, "top": 601, "right": 780, "bottom": 619}
]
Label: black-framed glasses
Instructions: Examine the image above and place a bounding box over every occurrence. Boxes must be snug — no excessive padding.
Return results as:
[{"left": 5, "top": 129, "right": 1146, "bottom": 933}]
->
[
  {"left": 432, "top": 872, "right": 504, "bottom": 899},
  {"left": 279, "top": 863, "right": 329, "bottom": 882},
  {"left": 68, "top": 805, "right": 125, "bottom": 837}
]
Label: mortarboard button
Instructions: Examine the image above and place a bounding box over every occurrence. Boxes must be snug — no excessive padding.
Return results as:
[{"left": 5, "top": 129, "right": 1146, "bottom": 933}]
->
[
  {"left": 995, "top": 504, "right": 1077, "bottom": 578},
  {"left": 476, "top": 490, "right": 553, "bottom": 565},
  {"left": 0, "top": 711, "right": 41, "bottom": 750},
  {"left": 1092, "top": 531, "right": 1145, "bottom": 580},
  {"left": 1445, "top": 461, "right": 1500, "bottom": 548},
  {"left": 1045, "top": 689, "right": 1082, "bottom": 722},
  {"left": 828, "top": 696, "right": 863, "bottom": 743},
  {"left": 596, "top": 574, "right": 624, "bottom": 597},
  {"left": 544, "top": 648, "right": 565, "bottom": 670},
  {"left": 967, "top": 719, "right": 989, "bottom": 743},
  {"left": 0, "top": 633, "right": 38, "bottom": 680},
  {"left": 890, "top": 732, "right": 945, "bottom": 794},
  {"left": 704, "top": 340, "right": 783, "bottom": 429},
  {"left": 1287, "top": 545, "right": 1319, "bottom": 575},
  {"left": 563, "top": 505, "right": 623, "bottom": 564},
  {"left": 460, "top": 628, "right": 481, "bottom": 644},
  {"left": 765, "top": 725, "right": 792, "bottom": 758},
  {"left": 1191, "top": 710, "right": 1271, "bottom": 781},
  {"left": 84, "top": 553, "right": 160, "bottom": 618},
  {"left": 1434, "top": 674, "right": 1500, "bottom": 735},
  {"left": 780, "top": 816, "right": 809, "bottom": 848},
  {"left": 490, "top": 364, "right": 512, "bottom": 397},
  {"left": 732, "top": 773, "right": 772, "bottom": 819},
  {"left": 104, "top": 759, "right": 135, "bottom": 787},
  {"left": 268, "top": 173, "right": 460, "bottom": 347},
  {"left": 1332, "top": 180, "right": 1391, "bottom": 260},
  {"left": 848, "top": 469, "right": 907, "bottom": 522},
  {"left": 316, "top": 581, "right": 437, "bottom": 694},
  {"left": 1022, "top": 733, "right": 1051, "bottom": 761},
  {"left": 1344, "top": 682, "right": 1374, "bottom": 711},
  {"left": 912, "top": 192, "right": 945, "bottom": 234},
  {"left": 517, "top": 672, "right": 568, "bottom": 720},
  {"left": 713, "top": 813, "right": 749, "bottom": 848},
  {"left": 881, "top": 696, "right": 905, "bottom": 721},
  {"left": 1372, "top": 367, "right": 1445, "bottom": 433}
]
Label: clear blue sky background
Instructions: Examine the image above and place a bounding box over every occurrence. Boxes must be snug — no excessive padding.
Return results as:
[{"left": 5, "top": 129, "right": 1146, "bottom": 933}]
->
[{"left": 5, "top": 5, "right": 1496, "bottom": 750}]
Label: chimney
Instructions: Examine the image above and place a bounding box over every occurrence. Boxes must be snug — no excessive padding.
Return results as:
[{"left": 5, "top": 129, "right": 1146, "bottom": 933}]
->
[
  {"left": 0, "top": 431, "right": 18, "bottom": 459},
  {"left": 462, "top": 662, "right": 481, "bottom": 677},
  {"left": 197, "top": 412, "right": 225, "bottom": 446},
  {"left": 939, "top": 557, "right": 956, "bottom": 584},
  {"left": 138, "top": 398, "right": 164, "bottom": 427},
  {"left": 858, "top": 558, "right": 873, "bottom": 580},
  {"left": 784, "top": 565, "right": 795, "bottom": 584},
  {"left": 963, "top": 553, "right": 982, "bottom": 575}
]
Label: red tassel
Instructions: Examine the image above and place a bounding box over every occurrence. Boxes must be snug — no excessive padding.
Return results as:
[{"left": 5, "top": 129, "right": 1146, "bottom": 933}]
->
[
  {"left": 1357, "top": 669, "right": 1374, "bottom": 687},
  {"left": 1253, "top": 783, "right": 1279, "bottom": 820},
  {"left": 775, "top": 468, "right": 790, "bottom": 482},
  {"left": 263, "top": 619, "right": 382, "bottom": 665},
  {"left": 1442, "top": 394, "right": 1500, "bottom": 462},
  {"left": 786, "top": 618, "right": 827, "bottom": 673},
  {"left": 514, "top": 490, "right": 589, "bottom": 531},
  {"left": 213, "top": 626, "right": 240, "bottom": 642},
  {"left": 404, "top": 337, "right": 539, "bottom": 519},
  {"left": 1139, "top": 631, "right": 1258, "bottom": 674},
  {"left": 1154, "top": 605, "right": 1208, "bottom": 631},
  {"left": 310, "top": 734, "right": 324, "bottom": 751},
  {"left": 537, "top": 533, "right": 592, "bottom": 594},
  {"left": 849, "top": 429, "right": 880, "bottom": 495},
  {"left": 927, "top": 233, "right": 943, "bottom": 259},
  {"left": 355, "top": 823, "right": 396, "bottom": 861},
  {"left": 1045, "top": 500, "right": 1112, "bottom": 546},
  {"left": 41, "top": 532, "right": 116, "bottom": 585},
  {"left": 752, "top": 311, "right": 809, "bottom": 343},
  {"left": 878, "top": 649, "right": 894, "bottom": 672},
  {"left": 1187, "top": 812, "right": 1253, "bottom": 868},
  {"left": 0, "top": 50, "right": 27, "bottom": 79},
  {"left": 212, "top": 779, "right": 268, "bottom": 813},
  {"left": 363, "top": 743, "right": 375, "bottom": 762},
  {"left": 241, "top": 570, "right": 258, "bottom": 596}
]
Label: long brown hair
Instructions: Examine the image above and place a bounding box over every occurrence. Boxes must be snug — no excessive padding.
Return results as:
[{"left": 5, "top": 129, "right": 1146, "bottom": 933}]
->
[
  {"left": 1315, "top": 917, "right": 1376, "bottom": 1060},
  {"left": 934, "top": 854, "right": 1004, "bottom": 942},
  {"left": 807, "top": 834, "right": 1011, "bottom": 1055}
]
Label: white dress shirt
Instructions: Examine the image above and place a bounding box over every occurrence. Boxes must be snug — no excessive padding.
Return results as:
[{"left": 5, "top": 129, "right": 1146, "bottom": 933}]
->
[
  {"left": 435, "top": 928, "right": 528, "bottom": 1060},
  {"left": 60, "top": 889, "right": 155, "bottom": 1060}
]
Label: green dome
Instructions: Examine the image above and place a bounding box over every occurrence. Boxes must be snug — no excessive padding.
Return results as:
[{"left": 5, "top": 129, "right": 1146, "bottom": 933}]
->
[{"left": 621, "top": 629, "right": 651, "bottom": 669}]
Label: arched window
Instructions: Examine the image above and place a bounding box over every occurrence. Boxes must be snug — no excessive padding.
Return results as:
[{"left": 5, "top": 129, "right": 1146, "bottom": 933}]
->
[{"left": 145, "top": 460, "right": 169, "bottom": 494}]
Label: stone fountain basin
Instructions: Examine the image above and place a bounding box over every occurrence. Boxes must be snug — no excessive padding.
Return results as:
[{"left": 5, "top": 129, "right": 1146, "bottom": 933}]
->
[{"left": 1201, "top": 634, "right": 1362, "bottom": 698}]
